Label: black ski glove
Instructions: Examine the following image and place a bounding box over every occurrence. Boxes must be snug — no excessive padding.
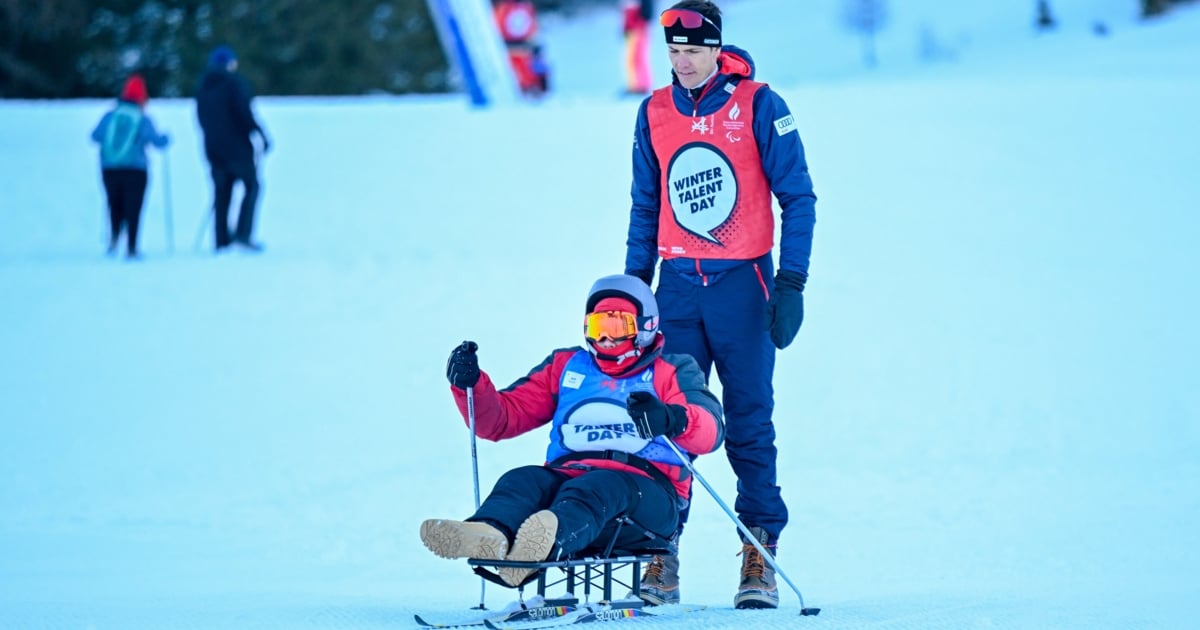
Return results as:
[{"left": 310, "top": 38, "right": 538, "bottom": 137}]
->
[
  {"left": 627, "top": 269, "right": 654, "bottom": 287},
  {"left": 765, "top": 270, "right": 806, "bottom": 350},
  {"left": 446, "top": 341, "right": 480, "bottom": 389},
  {"left": 626, "top": 391, "right": 688, "bottom": 439}
]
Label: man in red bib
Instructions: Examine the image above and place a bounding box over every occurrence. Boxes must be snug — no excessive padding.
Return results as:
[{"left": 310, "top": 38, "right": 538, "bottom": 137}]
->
[{"left": 623, "top": 0, "right": 818, "bottom": 610}]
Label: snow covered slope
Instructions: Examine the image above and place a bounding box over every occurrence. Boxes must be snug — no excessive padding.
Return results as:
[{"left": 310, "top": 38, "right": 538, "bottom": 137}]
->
[{"left": 1, "top": 1, "right": 1198, "bottom": 628}]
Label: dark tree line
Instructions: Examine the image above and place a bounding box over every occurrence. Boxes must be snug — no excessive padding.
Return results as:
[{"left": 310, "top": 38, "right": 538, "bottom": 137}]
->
[
  {"left": 2, "top": 1, "right": 444, "bottom": 98},
  {"left": 1140, "top": 0, "right": 1197, "bottom": 17},
  {"left": 0, "top": 0, "right": 611, "bottom": 99}
]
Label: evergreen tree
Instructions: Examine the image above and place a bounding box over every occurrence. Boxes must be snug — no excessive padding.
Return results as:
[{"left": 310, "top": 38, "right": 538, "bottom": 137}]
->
[
  {"left": 1, "top": 0, "right": 93, "bottom": 97},
  {"left": 2, "top": 0, "right": 454, "bottom": 98}
]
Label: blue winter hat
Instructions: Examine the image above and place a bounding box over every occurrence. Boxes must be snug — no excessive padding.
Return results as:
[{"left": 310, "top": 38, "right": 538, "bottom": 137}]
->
[{"left": 208, "top": 45, "right": 237, "bottom": 68}]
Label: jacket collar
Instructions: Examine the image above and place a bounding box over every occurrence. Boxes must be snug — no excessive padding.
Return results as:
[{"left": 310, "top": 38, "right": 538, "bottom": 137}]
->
[{"left": 670, "top": 45, "right": 756, "bottom": 108}]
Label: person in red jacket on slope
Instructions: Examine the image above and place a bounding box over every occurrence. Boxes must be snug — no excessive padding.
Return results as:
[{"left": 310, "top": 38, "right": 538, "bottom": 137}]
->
[
  {"left": 420, "top": 274, "right": 724, "bottom": 587},
  {"left": 622, "top": 0, "right": 654, "bottom": 95}
]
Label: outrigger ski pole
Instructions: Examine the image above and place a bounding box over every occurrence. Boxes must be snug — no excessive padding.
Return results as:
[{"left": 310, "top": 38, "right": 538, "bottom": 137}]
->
[
  {"left": 162, "top": 149, "right": 175, "bottom": 253},
  {"left": 663, "top": 439, "right": 820, "bottom": 616},
  {"left": 467, "top": 386, "right": 487, "bottom": 610}
]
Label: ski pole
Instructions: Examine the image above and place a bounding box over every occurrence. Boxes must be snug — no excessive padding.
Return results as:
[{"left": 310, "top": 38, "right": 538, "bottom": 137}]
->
[
  {"left": 101, "top": 199, "right": 112, "bottom": 249},
  {"left": 663, "top": 439, "right": 820, "bottom": 616},
  {"left": 467, "top": 385, "right": 482, "bottom": 510},
  {"left": 162, "top": 150, "right": 175, "bottom": 253},
  {"left": 99, "top": 174, "right": 114, "bottom": 249},
  {"left": 193, "top": 204, "right": 213, "bottom": 253},
  {"left": 466, "top": 386, "right": 487, "bottom": 610}
]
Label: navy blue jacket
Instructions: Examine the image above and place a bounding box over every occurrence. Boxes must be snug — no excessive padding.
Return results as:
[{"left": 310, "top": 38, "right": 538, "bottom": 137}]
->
[
  {"left": 196, "top": 67, "right": 265, "bottom": 165},
  {"left": 625, "top": 45, "right": 817, "bottom": 282}
]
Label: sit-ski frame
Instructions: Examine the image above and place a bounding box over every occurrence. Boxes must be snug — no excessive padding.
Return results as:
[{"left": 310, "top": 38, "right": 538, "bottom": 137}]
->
[{"left": 468, "top": 553, "right": 658, "bottom": 606}]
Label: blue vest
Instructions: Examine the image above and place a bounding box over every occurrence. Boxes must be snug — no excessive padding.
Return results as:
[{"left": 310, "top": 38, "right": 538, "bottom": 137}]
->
[
  {"left": 545, "top": 351, "right": 687, "bottom": 469},
  {"left": 100, "top": 103, "right": 145, "bottom": 168}
]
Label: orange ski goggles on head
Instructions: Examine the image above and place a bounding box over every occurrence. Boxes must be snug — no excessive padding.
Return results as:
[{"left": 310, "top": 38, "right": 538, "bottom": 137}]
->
[
  {"left": 585, "top": 311, "right": 639, "bottom": 343},
  {"left": 659, "top": 8, "right": 720, "bottom": 31}
]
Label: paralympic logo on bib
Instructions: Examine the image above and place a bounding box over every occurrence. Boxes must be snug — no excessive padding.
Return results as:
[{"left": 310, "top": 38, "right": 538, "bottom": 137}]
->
[{"left": 666, "top": 143, "right": 737, "bottom": 244}]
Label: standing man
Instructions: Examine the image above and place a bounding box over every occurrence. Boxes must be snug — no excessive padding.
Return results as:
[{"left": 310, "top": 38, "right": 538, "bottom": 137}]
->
[
  {"left": 624, "top": 0, "right": 816, "bottom": 610},
  {"left": 196, "top": 45, "right": 270, "bottom": 253}
]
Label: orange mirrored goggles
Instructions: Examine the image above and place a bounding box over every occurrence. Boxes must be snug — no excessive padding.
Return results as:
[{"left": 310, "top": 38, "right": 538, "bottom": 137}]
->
[
  {"left": 585, "top": 311, "right": 638, "bottom": 342},
  {"left": 659, "top": 8, "right": 719, "bottom": 31}
]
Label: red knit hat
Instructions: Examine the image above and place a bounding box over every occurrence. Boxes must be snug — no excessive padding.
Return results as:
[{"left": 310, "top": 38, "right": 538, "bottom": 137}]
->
[{"left": 120, "top": 74, "right": 148, "bottom": 106}]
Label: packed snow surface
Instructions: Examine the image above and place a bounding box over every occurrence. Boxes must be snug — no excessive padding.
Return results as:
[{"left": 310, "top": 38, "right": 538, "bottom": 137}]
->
[{"left": 2, "top": 0, "right": 1198, "bottom": 627}]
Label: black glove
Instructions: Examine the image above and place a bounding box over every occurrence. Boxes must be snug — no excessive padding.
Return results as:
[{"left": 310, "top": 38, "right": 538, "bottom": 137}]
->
[
  {"left": 627, "top": 269, "right": 653, "bottom": 287},
  {"left": 446, "top": 341, "right": 480, "bottom": 388},
  {"left": 765, "top": 270, "right": 806, "bottom": 350},
  {"left": 626, "top": 391, "right": 688, "bottom": 439}
]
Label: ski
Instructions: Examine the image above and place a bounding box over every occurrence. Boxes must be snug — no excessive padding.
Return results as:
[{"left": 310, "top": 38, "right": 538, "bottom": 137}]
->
[
  {"left": 481, "top": 602, "right": 705, "bottom": 629},
  {"left": 415, "top": 596, "right": 578, "bottom": 628}
]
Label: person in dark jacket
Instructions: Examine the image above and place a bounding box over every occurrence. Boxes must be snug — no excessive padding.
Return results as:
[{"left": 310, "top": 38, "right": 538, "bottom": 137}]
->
[
  {"left": 421, "top": 275, "right": 724, "bottom": 588},
  {"left": 196, "top": 45, "right": 270, "bottom": 253},
  {"left": 91, "top": 73, "right": 170, "bottom": 260},
  {"left": 623, "top": 0, "right": 818, "bottom": 610}
]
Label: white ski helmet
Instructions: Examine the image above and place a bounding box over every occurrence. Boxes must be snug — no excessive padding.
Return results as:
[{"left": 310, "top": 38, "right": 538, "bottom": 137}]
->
[{"left": 584, "top": 274, "right": 660, "bottom": 349}]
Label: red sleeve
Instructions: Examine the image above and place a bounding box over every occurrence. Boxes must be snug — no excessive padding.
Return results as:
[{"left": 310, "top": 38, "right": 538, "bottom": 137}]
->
[
  {"left": 450, "top": 349, "right": 574, "bottom": 442},
  {"left": 652, "top": 354, "right": 724, "bottom": 455}
]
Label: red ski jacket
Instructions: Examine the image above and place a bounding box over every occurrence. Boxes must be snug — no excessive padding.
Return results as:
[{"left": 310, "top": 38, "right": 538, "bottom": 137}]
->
[{"left": 451, "top": 339, "right": 723, "bottom": 498}]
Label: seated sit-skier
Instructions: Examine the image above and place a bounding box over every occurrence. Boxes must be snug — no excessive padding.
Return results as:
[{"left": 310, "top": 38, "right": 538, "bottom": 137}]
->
[{"left": 421, "top": 274, "right": 724, "bottom": 587}]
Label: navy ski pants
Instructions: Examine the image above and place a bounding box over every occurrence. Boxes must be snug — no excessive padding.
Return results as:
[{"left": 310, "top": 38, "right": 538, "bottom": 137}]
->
[
  {"left": 656, "top": 256, "right": 788, "bottom": 540},
  {"left": 101, "top": 168, "right": 147, "bottom": 255},
  {"left": 469, "top": 465, "right": 678, "bottom": 557},
  {"left": 210, "top": 158, "right": 260, "bottom": 248}
]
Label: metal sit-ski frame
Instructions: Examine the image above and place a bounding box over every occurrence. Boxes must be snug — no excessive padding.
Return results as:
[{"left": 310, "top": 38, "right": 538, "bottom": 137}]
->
[{"left": 467, "top": 515, "right": 677, "bottom": 604}]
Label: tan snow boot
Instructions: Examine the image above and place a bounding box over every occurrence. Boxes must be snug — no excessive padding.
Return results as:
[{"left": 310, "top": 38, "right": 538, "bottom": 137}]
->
[
  {"left": 634, "top": 554, "right": 680, "bottom": 605},
  {"left": 500, "top": 510, "right": 559, "bottom": 587},
  {"left": 419, "top": 519, "right": 508, "bottom": 560},
  {"left": 734, "top": 526, "right": 779, "bottom": 609}
]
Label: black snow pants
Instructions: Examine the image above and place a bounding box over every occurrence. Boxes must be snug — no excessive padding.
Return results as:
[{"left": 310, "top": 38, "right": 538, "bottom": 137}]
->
[
  {"left": 470, "top": 464, "right": 679, "bottom": 557},
  {"left": 102, "top": 168, "right": 148, "bottom": 255},
  {"left": 210, "top": 158, "right": 260, "bottom": 248}
]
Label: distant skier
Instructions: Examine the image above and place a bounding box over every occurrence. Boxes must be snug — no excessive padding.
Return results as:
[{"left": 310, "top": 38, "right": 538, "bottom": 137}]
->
[
  {"left": 492, "top": 0, "right": 550, "bottom": 97},
  {"left": 421, "top": 274, "right": 724, "bottom": 587},
  {"left": 196, "top": 45, "right": 271, "bottom": 253},
  {"left": 91, "top": 73, "right": 170, "bottom": 260},
  {"left": 622, "top": 0, "right": 654, "bottom": 95}
]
